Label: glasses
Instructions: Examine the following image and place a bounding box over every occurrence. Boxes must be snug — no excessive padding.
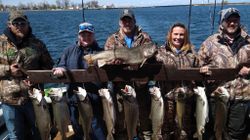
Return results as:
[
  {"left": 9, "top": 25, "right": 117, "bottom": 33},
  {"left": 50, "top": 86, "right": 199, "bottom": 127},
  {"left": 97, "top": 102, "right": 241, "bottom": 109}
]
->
[
  {"left": 79, "top": 24, "right": 94, "bottom": 32},
  {"left": 12, "top": 21, "right": 28, "bottom": 27}
]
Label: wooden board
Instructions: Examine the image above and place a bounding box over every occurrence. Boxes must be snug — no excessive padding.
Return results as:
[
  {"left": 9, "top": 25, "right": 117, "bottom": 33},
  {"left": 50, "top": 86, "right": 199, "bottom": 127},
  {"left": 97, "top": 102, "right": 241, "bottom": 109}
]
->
[{"left": 26, "top": 64, "right": 240, "bottom": 83}]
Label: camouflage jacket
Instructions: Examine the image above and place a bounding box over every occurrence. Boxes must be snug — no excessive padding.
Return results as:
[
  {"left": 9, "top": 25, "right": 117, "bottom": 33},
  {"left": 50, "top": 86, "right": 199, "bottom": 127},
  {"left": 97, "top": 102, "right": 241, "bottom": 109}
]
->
[
  {"left": 104, "top": 26, "right": 153, "bottom": 87},
  {"left": 156, "top": 43, "right": 199, "bottom": 96},
  {"left": 198, "top": 27, "right": 250, "bottom": 95},
  {"left": 104, "top": 26, "right": 152, "bottom": 50},
  {"left": 156, "top": 43, "right": 199, "bottom": 68},
  {"left": 198, "top": 27, "right": 250, "bottom": 68},
  {"left": 0, "top": 28, "right": 54, "bottom": 105}
]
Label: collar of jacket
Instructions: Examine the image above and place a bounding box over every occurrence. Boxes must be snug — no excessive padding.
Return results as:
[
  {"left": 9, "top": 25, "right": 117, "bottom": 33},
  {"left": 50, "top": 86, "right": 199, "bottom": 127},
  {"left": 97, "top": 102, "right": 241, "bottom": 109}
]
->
[
  {"left": 3, "top": 27, "right": 33, "bottom": 48},
  {"left": 76, "top": 40, "right": 102, "bottom": 53},
  {"left": 165, "top": 42, "right": 192, "bottom": 55},
  {"left": 115, "top": 25, "right": 143, "bottom": 45},
  {"left": 217, "top": 25, "right": 249, "bottom": 43}
]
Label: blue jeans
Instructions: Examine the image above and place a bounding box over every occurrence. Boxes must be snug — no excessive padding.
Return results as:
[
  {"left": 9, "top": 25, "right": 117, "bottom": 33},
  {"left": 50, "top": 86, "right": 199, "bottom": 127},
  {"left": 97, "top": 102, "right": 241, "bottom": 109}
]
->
[
  {"left": 68, "top": 93, "right": 105, "bottom": 140},
  {"left": 2, "top": 101, "right": 40, "bottom": 140}
]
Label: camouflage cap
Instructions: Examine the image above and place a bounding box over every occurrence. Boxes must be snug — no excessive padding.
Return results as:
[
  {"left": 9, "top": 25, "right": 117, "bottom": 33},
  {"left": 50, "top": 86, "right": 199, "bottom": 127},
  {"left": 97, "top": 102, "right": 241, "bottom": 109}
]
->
[
  {"left": 220, "top": 8, "right": 240, "bottom": 23},
  {"left": 8, "top": 10, "right": 28, "bottom": 23}
]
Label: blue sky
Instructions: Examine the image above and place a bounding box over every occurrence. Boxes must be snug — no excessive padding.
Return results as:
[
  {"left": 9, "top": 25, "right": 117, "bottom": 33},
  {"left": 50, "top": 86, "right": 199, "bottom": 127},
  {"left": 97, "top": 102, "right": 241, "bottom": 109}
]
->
[{"left": 2, "top": 0, "right": 250, "bottom": 7}]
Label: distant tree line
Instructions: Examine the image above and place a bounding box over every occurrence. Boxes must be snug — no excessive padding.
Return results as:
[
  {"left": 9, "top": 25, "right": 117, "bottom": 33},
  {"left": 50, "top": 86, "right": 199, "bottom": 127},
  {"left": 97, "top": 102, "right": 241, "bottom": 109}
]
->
[{"left": 0, "top": 0, "right": 115, "bottom": 11}]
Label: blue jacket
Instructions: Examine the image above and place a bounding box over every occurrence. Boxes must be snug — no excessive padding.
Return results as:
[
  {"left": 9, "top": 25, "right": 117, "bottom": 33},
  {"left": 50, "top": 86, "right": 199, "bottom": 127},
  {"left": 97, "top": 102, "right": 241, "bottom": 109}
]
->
[{"left": 57, "top": 41, "right": 103, "bottom": 97}]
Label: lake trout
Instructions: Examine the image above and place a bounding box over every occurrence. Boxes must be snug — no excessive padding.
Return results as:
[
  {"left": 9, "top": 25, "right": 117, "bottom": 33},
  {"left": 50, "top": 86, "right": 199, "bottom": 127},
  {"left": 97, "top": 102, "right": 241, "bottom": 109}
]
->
[
  {"left": 166, "top": 87, "right": 193, "bottom": 138},
  {"left": 75, "top": 87, "right": 93, "bottom": 140},
  {"left": 98, "top": 88, "right": 116, "bottom": 140},
  {"left": 121, "top": 85, "right": 139, "bottom": 140},
  {"left": 49, "top": 87, "right": 74, "bottom": 140},
  {"left": 83, "top": 42, "right": 157, "bottom": 67},
  {"left": 211, "top": 86, "right": 229, "bottom": 140},
  {"left": 193, "top": 86, "right": 209, "bottom": 140},
  {"left": 29, "top": 88, "right": 51, "bottom": 140},
  {"left": 149, "top": 87, "right": 164, "bottom": 140}
]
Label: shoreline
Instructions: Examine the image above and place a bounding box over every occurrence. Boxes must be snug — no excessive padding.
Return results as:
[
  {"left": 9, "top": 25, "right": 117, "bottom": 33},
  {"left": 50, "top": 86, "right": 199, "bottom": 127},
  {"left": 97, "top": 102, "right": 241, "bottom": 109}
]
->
[{"left": 1, "top": 2, "right": 250, "bottom": 12}]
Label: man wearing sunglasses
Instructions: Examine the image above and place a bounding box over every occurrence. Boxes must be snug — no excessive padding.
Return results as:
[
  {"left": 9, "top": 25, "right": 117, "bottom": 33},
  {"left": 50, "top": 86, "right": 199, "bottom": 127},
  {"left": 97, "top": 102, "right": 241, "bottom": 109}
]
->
[
  {"left": 53, "top": 22, "right": 105, "bottom": 140},
  {"left": 0, "top": 10, "right": 54, "bottom": 139}
]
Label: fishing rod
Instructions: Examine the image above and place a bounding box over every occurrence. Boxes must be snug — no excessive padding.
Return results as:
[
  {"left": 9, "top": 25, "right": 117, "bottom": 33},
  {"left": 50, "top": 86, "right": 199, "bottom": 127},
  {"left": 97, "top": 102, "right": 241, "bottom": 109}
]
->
[
  {"left": 219, "top": 0, "right": 225, "bottom": 23},
  {"left": 220, "top": 0, "right": 225, "bottom": 10},
  {"left": 188, "top": 0, "right": 192, "bottom": 36},
  {"left": 82, "top": 0, "right": 85, "bottom": 22},
  {"left": 210, "top": 0, "right": 217, "bottom": 35}
]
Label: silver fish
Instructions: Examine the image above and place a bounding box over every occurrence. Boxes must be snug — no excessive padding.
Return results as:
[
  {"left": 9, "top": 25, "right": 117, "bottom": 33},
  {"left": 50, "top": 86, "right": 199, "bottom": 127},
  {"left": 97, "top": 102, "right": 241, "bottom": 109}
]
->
[
  {"left": 166, "top": 87, "right": 193, "bottom": 138},
  {"left": 173, "top": 87, "right": 186, "bottom": 130},
  {"left": 75, "top": 87, "right": 93, "bottom": 140},
  {"left": 84, "top": 42, "right": 157, "bottom": 67},
  {"left": 149, "top": 87, "right": 164, "bottom": 140},
  {"left": 49, "top": 87, "right": 74, "bottom": 140},
  {"left": 193, "top": 86, "right": 209, "bottom": 140},
  {"left": 211, "top": 86, "right": 229, "bottom": 140},
  {"left": 29, "top": 88, "right": 51, "bottom": 140},
  {"left": 121, "top": 85, "right": 139, "bottom": 140},
  {"left": 98, "top": 88, "right": 116, "bottom": 140}
]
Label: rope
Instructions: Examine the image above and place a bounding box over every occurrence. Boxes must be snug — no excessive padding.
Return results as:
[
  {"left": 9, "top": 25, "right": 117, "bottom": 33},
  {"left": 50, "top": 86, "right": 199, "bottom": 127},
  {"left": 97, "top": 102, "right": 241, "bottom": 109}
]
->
[
  {"left": 188, "top": 0, "right": 192, "bottom": 36},
  {"left": 82, "top": 0, "right": 85, "bottom": 22}
]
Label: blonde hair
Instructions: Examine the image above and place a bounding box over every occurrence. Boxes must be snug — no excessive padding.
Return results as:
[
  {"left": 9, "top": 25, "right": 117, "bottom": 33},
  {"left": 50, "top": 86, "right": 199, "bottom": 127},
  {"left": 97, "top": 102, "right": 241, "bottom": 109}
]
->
[{"left": 166, "top": 23, "right": 192, "bottom": 50}]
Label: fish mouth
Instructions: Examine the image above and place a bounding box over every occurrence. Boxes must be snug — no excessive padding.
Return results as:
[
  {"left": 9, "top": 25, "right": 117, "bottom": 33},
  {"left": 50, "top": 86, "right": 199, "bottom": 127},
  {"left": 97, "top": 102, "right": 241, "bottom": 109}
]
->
[{"left": 121, "top": 86, "right": 129, "bottom": 94}]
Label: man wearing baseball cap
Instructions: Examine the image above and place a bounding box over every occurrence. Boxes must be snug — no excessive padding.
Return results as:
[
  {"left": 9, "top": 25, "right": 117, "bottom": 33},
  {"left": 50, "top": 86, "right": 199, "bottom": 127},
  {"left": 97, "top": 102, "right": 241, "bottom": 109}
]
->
[
  {"left": 199, "top": 7, "right": 250, "bottom": 140},
  {"left": 0, "top": 10, "right": 54, "bottom": 139},
  {"left": 104, "top": 9, "right": 154, "bottom": 140},
  {"left": 53, "top": 22, "right": 105, "bottom": 139}
]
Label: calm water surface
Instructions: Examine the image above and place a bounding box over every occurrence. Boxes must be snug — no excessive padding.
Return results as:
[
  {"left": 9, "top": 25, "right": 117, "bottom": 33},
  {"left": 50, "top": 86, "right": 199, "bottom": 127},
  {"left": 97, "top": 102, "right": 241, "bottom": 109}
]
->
[{"left": 1, "top": 5, "right": 250, "bottom": 62}]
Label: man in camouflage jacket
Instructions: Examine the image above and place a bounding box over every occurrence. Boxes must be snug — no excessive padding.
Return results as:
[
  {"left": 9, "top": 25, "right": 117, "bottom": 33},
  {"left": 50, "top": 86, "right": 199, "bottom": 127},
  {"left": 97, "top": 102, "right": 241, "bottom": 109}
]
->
[
  {"left": 0, "top": 10, "right": 54, "bottom": 140},
  {"left": 104, "top": 9, "right": 154, "bottom": 140},
  {"left": 198, "top": 8, "right": 250, "bottom": 140}
]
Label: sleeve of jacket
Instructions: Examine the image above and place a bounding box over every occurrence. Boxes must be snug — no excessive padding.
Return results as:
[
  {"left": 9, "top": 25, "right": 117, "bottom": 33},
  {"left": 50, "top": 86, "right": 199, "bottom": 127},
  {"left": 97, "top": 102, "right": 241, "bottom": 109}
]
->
[
  {"left": 0, "top": 64, "right": 10, "bottom": 77},
  {"left": 141, "top": 32, "right": 153, "bottom": 44},
  {"left": 104, "top": 35, "right": 116, "bottom": 50},
  {"left": 39, "top": 42, "right": 54, "bottom": 70},
  {"left": 57, "top": 47, "right": 69, "bottom": 69},
  {"left": 198, "top": 40, "right": 213, "bottom": 67}
]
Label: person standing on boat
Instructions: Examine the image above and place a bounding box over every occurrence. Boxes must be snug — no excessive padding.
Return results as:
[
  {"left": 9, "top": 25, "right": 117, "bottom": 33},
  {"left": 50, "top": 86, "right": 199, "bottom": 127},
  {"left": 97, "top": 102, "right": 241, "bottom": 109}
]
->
[
  {"left": 199, "top": 7, "right": 250, "bottom": 140},
  {"left": 155, "top": 22, "right": 199, "bottom": 140},
  {"left": 0, "top": 10, "right": 54, "bottom": 140},
  {"left": 52, "top": 22, "right": 105, "bottom": 140},
  {"left": 104, "top": 9, "right": 154, "bottom": 140}
]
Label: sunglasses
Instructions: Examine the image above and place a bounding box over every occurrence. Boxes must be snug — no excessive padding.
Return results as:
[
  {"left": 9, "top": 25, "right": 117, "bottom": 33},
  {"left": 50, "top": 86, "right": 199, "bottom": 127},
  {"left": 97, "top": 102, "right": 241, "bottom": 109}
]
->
[
  {"left": 79, "top": 24, "right": 94, "bottom": 32},
  {"left": 12, "top": 21, "right": 28, "bottom": 27}
]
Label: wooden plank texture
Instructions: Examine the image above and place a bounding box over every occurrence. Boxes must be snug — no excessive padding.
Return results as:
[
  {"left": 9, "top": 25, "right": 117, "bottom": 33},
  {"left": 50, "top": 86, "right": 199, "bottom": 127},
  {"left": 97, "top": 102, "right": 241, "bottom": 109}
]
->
[{"left": 26, "top": 64, "right": 240, "bottom": 83}]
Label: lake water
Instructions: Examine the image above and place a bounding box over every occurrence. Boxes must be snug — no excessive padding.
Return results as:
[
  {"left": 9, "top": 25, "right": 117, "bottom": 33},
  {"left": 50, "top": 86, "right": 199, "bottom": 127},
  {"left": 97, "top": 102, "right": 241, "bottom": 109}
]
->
[{"left": 1, "top": 5, "right": 250, "bottom": 62}]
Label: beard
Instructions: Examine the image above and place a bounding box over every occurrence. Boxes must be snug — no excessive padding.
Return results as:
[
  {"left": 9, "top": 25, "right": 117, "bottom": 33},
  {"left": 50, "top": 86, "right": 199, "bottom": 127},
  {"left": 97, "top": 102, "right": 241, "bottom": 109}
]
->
[
  {"left": 15, "top": 32, "right": 25, "bottom": 39},
  {"left": 226, "top": 26, "right": 239, "bottom": 35},
  {"left": 222, "top": 21, "right": 240, "bottom": 36}
]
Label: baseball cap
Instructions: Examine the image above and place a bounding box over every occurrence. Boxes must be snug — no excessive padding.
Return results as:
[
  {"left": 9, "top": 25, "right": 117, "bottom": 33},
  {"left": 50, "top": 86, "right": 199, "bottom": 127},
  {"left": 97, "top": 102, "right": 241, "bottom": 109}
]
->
[
  {"left": 8, "top": 10, "right": 28, "bottom": 23},
  {"left": 120, "top": 9, "right": 135, "bottom": 20},
  {"left": 220, "top": 8, "right": 240, "bottom": 23},
  {"left": 78, "top": 22, "right": 95, "bottom": 34}
]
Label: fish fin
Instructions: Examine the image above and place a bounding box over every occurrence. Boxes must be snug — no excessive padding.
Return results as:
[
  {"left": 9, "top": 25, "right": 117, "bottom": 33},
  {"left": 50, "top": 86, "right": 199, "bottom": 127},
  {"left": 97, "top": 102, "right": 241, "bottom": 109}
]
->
[
  {"left": 193, "top": 132, "right": 198, "bottom": 138},
  {"left": 139, "top": 58, "right": 147, "bottom": 68},
  {"left": 97, "top": 60, "right": 106, "bottom": 67},
  {"left": 84, "top": 54, "right": 94, "bottom": 65}
]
